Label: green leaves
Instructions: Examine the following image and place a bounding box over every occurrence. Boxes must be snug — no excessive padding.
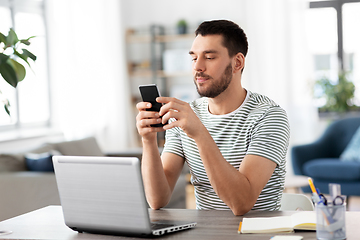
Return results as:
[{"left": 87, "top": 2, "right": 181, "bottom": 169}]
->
[
  {"left": 3, "top": 99, "right": 10, "bottom": 116},
  {"left": 14, "top": 48, "right": 37, "bottom": 69},
  {"left": 0, "top": 53, "right": 18, "bottom": 87},
  {"left": 0, "top": 28, "right": 37, "bottom": 115},
  {"left": 9, "top": 58, "right": 26, "bottom": 83},
  {"left": 315, "top": 72, "right": 357, "bottom": 113},
  {"left": 7, "top": 28, "right": 19, "bottom": 47},
  {"left": 21, "top": 48, "right": 37, "bottom": 61},
  {"left": 0, "top": 32, "right": 6, "bottom": 44},
  {"left": 0, "top": 28, "right": 36, "bottom": 87}
]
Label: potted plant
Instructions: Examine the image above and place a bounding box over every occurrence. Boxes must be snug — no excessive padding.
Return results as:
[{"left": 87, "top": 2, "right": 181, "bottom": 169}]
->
[
  {"left": 0, "top": 28, "right": 36, "bottom": 115},
  {"left": 177, "top": 19, "right": 188, "bottom": 35},
  {"left": 314, "top": 71, "right": 359, "bottom": 114}
]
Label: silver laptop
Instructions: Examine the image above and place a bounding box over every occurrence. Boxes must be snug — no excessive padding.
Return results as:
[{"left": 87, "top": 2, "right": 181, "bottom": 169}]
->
[{"left": 52, "top": 156, "right": 196, "bottom": 237}]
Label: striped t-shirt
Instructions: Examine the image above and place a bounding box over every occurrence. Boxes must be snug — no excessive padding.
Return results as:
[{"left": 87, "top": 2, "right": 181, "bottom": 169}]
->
[{"left": 162, "top": 90, "right": 290, "bottom": 211}]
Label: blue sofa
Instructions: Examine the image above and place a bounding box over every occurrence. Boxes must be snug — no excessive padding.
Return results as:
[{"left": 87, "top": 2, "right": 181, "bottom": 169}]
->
[{"left": 291, "top": 116, "right": 360, "bottom": 196}]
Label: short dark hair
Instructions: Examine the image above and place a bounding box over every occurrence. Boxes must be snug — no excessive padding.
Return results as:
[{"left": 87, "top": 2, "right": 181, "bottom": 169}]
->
[{"left": 195, "top": 20, "right": 248, "bottom": 58}]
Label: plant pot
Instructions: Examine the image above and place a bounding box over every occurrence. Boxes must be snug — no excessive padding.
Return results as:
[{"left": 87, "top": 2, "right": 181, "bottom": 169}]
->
[{"left": 177, "top": 25, "right": 187, "bottom": 34}]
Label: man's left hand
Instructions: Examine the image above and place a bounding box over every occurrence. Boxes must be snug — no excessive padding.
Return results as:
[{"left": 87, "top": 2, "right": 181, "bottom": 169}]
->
[{"left": 157, "top": 97, "right": 206, "bottom": 139}]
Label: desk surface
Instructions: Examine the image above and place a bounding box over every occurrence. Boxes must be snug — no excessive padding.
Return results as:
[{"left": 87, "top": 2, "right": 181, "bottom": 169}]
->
[{"left": 0, "top": 206, "right": 359, "bottom": 240}]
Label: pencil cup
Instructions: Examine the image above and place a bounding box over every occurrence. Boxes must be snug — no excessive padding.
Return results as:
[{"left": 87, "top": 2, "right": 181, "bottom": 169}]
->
[{"left": 316, "top": 204, "right": 346, "bottom": 240}]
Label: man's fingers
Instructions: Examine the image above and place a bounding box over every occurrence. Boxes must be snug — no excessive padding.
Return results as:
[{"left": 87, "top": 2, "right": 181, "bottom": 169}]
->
[
  {"left": 140, "top": 118, "right": 162, "bottom": 127},
  {"left": 136, "top": 101, "right": 152, "bottom": 111},
  {"left": 156, "top": 97, "right": 173, "bottom": 103},
  {"left": 156, "top": 97, "right": 186, "bottom": 105},
  {"left": 161, "top": 109, "right": 180, "bottom": 123},
  {"left": 137, "top": 110, "right": 157, "bottom": 121},
  {"left": 159, "top": 101, "right": 184, "bottom": 117}
]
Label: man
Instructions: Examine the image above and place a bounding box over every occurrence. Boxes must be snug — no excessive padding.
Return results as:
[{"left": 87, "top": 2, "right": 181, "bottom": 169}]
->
[{"left": 136, "top": 20, "right": 289, "bottom": 216}]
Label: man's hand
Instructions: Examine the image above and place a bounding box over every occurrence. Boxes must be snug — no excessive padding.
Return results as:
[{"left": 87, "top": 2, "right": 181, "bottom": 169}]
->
[
  {"left": 157, "top": 97, "right": 206, "bottom": 139},
  {"left": 136, "top": 102, "right": 165, "bottom": 142},
  {"left": 136, "top": 99, "right": 187, "bottom": 210}
]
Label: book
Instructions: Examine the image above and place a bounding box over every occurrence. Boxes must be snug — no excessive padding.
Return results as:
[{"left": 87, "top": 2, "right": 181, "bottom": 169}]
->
[{"left": 238, "top": 211, "right": 316, "bottom": 234}]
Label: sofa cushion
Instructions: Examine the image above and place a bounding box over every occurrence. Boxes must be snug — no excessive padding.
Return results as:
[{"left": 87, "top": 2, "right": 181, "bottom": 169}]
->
[
  {"left": 0, "top": 154, "right": 27, "bottom": 172},
  {"left": 53, "top": 137, "right": 104, "bottom": 156},
  {"left": 27, "top": 143, "right": 57, "bottom": 154},
  {"left": 303, "top": 158, "right": 360, "bottom": 181},
  {"left": 340, "top": 126, "right": 360, "bottom": 162},
  {"left": 25, "top": 150, "right": 61, "bottom": 172}
]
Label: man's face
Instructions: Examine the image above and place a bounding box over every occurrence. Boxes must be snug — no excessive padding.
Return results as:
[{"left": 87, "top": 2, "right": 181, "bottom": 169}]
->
[{"left": 189, "top": 34, "right": 233, "bottom": 98}]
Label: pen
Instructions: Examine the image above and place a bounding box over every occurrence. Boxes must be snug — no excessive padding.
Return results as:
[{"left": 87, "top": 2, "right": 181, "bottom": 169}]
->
[{"left": 308, "top": 178, "right": 334, "bottom": 224}]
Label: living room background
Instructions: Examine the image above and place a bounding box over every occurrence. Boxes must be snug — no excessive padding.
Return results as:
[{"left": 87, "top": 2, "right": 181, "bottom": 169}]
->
[{"left": 1, "top": 0, "right": 359, "bottom": 175}]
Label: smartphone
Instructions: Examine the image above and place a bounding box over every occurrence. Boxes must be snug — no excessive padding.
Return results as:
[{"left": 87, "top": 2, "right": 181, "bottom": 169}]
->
[{"left": 139, "top": 84, "right": 167, "bottom": 127}]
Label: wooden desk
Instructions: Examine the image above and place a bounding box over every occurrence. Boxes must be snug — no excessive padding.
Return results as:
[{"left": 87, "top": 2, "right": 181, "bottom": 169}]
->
[{"left": 0, "top": 206, "right": 359, "bottom": 239}]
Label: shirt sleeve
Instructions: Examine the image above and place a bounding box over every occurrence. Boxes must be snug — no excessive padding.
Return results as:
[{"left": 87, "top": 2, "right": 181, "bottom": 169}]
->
[
  {"left": 246, "top": 106, "right": 290, "bottom": 166},
  {"left": 162, "top": 125, "right": 185, "bottom": 158}
]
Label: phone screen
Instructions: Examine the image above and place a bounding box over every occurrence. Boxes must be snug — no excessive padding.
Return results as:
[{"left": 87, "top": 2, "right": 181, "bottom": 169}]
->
[{"left": 139, "top": 84, "right": 167, "bottom": 127}]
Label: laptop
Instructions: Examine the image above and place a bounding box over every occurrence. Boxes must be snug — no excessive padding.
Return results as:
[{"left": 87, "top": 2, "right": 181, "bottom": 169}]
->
[{"left": 52, "top": 156, "right": 196, "bottom": 237}]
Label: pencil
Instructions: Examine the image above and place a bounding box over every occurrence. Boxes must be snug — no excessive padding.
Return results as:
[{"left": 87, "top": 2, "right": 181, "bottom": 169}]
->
[
  {"left": 238, "top": 221, "right": 242, "bottom": 233},
  {"left": 308, "top": 177, "right": 317, "bottom": 194},
  {"left": 308, "top": 177, "right": 334, "bottom": 225}
]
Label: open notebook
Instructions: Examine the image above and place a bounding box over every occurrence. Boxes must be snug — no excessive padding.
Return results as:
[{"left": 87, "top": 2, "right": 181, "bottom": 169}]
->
[
  {"left": 239, "top": 211, "right": 316, "bottom": 234},
  {"left": 52, "top": 156, "right": 196, "bottom": 237}
]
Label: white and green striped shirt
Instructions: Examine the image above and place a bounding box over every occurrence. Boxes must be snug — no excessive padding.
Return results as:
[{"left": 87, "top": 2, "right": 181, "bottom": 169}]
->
[{"left": 163, "top": 90, "right": 290, "bottom": 211}]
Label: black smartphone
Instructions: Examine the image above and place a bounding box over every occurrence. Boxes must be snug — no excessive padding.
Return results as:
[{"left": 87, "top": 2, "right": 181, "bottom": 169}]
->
[{"left": 139, "top": 84, "right": 167, "bottom": 127}]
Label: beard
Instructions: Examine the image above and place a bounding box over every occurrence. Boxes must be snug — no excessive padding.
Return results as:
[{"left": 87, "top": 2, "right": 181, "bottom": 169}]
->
[{"left": 194, "top": 63, "right": 233, "bottom": 98}]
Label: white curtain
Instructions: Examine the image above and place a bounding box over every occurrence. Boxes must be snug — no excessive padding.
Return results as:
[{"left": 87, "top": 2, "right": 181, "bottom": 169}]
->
[
  {"left": 46, "top": 0, "right": 136, "bottom": 152},
  {"left": 241, "top": 0, "right": 320, "bottom": 174}
]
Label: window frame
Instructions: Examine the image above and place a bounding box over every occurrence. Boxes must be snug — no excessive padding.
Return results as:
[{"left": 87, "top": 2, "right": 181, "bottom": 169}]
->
[
  {"left": 0, "top": 0, "right": 51, "bottom": 132},
  {"left": 310, "top": 0, "right": 360, "bottom": 71}
]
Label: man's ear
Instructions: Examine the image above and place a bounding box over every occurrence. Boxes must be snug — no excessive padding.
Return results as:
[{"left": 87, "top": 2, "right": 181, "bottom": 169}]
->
[{"left": 233, "top": 52, "right": 245, "bottom": 73}]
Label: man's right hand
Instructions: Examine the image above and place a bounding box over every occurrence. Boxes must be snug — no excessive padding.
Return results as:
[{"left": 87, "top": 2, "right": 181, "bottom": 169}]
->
[{"left": 136, "top": 102, "right": 165, "bottom": 142}]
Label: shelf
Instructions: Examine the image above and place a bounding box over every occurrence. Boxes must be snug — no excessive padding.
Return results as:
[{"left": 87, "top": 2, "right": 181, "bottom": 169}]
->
[
  {"left": 128, "top": 69, "right": 152, "bottom": 78},
  {"left": 126, "top": 32, "right": 194, "bottom": 44},
  {"left": 129, "top": 70, "right": 192, "bottom": 78},
  {"left": 159, "top": 70, "right": 192, "bottom": 78},
  {"left": 126, "top": 34, "right": 151, "bottom": 43},
  {"left": 155, "top": 34, "right": 194, "bottom": 43},
  {"left": 126, "top": 25, "right": 193, "bottom": 148}
]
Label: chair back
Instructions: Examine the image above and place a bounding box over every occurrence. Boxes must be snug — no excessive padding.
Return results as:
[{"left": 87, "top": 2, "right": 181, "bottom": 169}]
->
[
  {"left": 280, "top": 193, "right": 314, "bottom": 211},
  {"left": 320, "top": 116, "right": 360, "bottom": 157}
]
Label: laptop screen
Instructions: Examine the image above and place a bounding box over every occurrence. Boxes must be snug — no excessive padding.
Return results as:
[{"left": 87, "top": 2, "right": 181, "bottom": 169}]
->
[{"left": 53, "top": 156, "right": 152, "bottom": 235}]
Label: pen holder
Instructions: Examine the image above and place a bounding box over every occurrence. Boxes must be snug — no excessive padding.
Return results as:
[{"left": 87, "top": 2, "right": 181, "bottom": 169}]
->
[{"left": 316, "top": 204, "right": 346, "bottom": 240}]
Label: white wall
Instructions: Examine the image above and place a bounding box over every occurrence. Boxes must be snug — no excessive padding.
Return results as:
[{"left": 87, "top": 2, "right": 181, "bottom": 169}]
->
[
  {"left": 122, "top": 0, "right": 248, "bottom": 29},
  {"left": 45, "top": 0, "right": 136, "bottom": 152}
]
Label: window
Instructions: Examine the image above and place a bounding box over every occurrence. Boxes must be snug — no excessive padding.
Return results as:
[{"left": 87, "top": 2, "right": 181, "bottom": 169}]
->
[
  {"left": 343, "top": 2, "right": 360, "bottom": 104},
  {"left": 306, "top": 7, "right": 338, "bottom": 80},
  {"left": 0, "top": 2, "right": 15, "bottom": 126},
  {"left": 0, "top": 0, "right": 50, "bottom": 130},
  {"left": 307, "top": 0, "right": 360, "bottom": 108}
]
